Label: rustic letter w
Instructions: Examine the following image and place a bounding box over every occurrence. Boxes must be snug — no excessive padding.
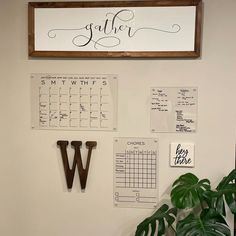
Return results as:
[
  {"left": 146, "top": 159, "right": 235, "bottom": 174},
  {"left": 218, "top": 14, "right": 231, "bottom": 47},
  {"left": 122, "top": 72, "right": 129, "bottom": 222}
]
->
[{"left": 57, "top": 140, "right": 97, "bottom": 190}]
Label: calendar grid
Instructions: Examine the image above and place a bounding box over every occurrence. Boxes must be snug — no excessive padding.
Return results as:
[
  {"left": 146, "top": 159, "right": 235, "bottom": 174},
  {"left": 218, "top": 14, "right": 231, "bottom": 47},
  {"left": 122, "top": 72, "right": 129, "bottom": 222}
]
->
[{"left": 32, "top": 74, "right": 117, "bottom": 131}]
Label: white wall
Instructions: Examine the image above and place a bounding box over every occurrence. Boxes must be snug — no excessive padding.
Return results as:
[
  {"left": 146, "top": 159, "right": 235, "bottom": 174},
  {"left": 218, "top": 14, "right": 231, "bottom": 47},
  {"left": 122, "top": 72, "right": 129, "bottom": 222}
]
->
[{"left": 0, "top": 0, "right": 236, "bottom": 235}]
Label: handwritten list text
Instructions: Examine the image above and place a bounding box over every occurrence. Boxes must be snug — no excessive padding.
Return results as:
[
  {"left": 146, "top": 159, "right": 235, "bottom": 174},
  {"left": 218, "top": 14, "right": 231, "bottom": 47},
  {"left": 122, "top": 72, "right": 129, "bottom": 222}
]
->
[{"left": 151, "top": 87, "right": 197, "bottom": 133}]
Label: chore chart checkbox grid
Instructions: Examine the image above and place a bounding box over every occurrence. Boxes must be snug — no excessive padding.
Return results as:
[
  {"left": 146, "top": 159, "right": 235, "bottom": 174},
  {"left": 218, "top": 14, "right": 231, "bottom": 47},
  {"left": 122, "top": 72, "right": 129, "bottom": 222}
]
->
[
  {"left": 116, "top": 150, "right": 157, "bottom": 189},
  {"left": 31, "top": 74, "right": 117, "bottom": 131},
  {"left": 114, "top": 138, "right": 158, "bottom": 208}
]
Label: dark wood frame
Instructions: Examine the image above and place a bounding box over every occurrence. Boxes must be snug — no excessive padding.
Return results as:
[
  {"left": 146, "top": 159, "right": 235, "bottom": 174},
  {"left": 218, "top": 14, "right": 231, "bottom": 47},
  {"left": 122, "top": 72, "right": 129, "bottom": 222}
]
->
[{"left": 28, "top": 0, "right": 203, "bottom": 58}]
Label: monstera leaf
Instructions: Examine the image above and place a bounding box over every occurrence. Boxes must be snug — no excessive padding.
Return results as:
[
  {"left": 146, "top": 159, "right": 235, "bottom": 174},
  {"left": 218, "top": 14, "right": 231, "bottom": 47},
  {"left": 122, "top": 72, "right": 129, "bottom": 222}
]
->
[
  {"left": 171, "top": 173, "right": 211, "bottom": 209},
  {"left": 135, "top": 204, "right": 177, "bottom": 236},
  {"left": 176, "top": 208, "right": 230, "bottom": 236},
  {"left": 203, "top": 190, "right": 226, "bottom": 216},
  {"left": 216, "top": 169, "right": 236, "bottom": 215}
]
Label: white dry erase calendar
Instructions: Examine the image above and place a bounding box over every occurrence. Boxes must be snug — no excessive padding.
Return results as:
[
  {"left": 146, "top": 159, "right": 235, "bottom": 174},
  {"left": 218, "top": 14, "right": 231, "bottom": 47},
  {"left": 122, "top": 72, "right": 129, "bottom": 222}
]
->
[
  {"left": 114, "top": 138, "right": 158, "bottom": 208},
  {"left": 151, "top": 87, "right": 198, "bottom": 133},
  {"left": 31, "top": 73, "right": 117, "bottom": 131}
]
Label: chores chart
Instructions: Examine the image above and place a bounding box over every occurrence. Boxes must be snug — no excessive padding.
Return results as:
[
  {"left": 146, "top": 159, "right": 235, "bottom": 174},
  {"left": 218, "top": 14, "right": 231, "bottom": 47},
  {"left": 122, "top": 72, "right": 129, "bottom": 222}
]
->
[
  {"left": 114, "top": 138, "right": 158, "bottom": 208},
  {"left": 151, "top": 87, "right": 197, "bottom": 133},
  {"left": 31, "top": 73, "right": 117, "bottom": 131}
]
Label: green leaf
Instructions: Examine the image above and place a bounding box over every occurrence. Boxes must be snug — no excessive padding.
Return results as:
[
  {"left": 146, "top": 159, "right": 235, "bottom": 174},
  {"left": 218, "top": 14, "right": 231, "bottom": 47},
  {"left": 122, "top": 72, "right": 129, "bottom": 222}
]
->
[
  {"left": 176, "top": 209, "right": 230, "bottom": 236},
  {"left": 216, "top": 169, "right": 236, "bottom": 215},
  {"left": 135, "top": 204, "right": 177, "bottom": 236},
  {"left": 203, "top": 190, "right": 226, "bottom": 216},
  {"left": 171, "top": 173, "right": 211, "bottom": 209}
]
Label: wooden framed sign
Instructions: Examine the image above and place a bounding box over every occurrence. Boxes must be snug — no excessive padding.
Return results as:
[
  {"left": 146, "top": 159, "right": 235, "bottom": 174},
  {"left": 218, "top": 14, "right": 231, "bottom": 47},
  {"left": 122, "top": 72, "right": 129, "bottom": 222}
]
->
[{"left": 28, "top": 0, "right": 202, "bottom": 58}]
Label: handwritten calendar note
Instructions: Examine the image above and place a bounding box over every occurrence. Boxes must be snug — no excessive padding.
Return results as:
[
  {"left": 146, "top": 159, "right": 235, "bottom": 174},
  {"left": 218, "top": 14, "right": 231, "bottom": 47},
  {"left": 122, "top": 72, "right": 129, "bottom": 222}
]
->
[
  {"left": 114, "top": 138, "right": 158, "bottom": 208},
  {"left": 31, "top": 74, "right": 117, "bottom": 131},
  {"left": 151, "top": 87, "right": 197, "bottom": 133}
]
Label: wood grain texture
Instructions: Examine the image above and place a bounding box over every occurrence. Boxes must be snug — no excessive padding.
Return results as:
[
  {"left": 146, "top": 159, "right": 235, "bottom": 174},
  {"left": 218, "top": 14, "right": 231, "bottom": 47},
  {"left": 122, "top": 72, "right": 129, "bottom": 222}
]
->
[
  {"left": 28, "top": 0, "right": 203, "bottom": 58},
  {"left": 28, "top": 1, "right": 202, "bottom": 8}
]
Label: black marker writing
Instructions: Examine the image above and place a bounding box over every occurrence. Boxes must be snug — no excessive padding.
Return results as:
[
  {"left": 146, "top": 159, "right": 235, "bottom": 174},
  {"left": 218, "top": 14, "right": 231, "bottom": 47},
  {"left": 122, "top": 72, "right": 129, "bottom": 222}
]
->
[
  {"left": 48, "top": 9, "right": 181, "bottom": 49},
  {"left": 174, "top": 144, "right": 191, "bottom": 165}
]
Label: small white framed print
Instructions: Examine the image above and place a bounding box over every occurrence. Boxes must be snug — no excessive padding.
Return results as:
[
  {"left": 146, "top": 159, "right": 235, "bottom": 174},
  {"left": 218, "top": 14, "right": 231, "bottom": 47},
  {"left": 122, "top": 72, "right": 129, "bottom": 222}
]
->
[{"left": 170, "top": 143, "right": 195, "bottom": 167}]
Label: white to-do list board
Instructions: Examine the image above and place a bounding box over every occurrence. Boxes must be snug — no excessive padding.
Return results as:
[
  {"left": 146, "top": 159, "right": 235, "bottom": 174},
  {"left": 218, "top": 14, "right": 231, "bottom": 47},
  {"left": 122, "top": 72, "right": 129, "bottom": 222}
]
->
[
  {"left": 151, "top": 87, "right": 197, "bottom": 133},
  {"left": 114, "top": 138, "right": 158, "bottom": 208},
  {"left": 31, "top": 73, "right": 117, "bottom": 131}
]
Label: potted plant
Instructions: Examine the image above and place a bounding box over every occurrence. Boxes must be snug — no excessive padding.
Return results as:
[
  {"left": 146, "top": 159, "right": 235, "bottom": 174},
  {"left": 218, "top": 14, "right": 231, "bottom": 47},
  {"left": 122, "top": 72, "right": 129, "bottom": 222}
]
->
[{"left": 135, "top": 169, "right": 236, "bottom": 236}]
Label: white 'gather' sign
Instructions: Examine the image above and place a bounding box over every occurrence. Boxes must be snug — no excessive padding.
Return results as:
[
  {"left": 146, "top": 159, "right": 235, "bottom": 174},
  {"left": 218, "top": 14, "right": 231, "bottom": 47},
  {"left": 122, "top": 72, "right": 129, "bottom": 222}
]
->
[{"left": 28, "top": 1, "right": 202, "bottom": 58}]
